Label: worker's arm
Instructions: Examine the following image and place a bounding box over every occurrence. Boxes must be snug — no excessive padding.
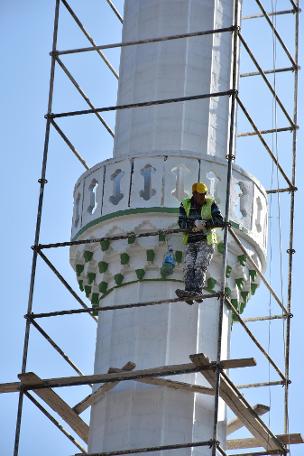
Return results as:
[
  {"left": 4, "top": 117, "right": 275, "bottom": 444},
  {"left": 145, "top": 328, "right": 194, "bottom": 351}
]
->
[
  {"left": 205, "top": 202, "right": 225, "bottom": 228},
  {"left": 178, "top": 203, "right": 194, "bottom": 230}
]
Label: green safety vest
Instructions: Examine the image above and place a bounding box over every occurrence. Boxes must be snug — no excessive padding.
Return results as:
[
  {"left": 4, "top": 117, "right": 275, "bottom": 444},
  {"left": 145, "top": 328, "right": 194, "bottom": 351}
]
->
[{"left": 182, "top": 197, "right": 218, "bottom": 246}]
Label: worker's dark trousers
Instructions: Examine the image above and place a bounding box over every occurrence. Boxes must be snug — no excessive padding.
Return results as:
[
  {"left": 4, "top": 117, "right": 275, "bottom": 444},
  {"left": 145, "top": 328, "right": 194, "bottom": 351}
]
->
[{"left": 184, "top": 241, "right": 215, "bottom": 292}]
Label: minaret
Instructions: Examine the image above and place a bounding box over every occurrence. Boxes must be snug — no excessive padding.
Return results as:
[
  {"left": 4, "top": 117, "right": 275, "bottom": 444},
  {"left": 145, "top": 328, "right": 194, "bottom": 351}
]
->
[{"left": 70, "top": 1, "right": 267, "bottom": 453}]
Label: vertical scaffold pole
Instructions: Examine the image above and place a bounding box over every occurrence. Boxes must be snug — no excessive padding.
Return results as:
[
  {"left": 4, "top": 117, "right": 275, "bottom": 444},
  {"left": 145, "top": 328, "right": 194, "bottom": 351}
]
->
[
  {"left": 211, "top": 1, "right": 240, "bottom": 454},
  {"left": 13, "top": 1, "right": 61, "bottom": 455},
  {"left": 284, "top": 0, "right": 300, "bottom": 436}
]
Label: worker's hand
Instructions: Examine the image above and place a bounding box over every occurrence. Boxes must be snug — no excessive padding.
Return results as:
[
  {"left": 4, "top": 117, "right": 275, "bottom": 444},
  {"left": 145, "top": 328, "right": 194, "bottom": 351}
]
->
[{"left": 194, "top": 220, "right": 206, "bottom": 231}]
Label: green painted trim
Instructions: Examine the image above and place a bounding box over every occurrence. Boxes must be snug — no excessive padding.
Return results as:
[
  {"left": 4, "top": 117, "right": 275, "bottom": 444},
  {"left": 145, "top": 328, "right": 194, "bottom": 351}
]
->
[
  {"left": 98, "top": 261, "right": 108, "bottom": 273},
  {"left": 98, "top": 281, "right": 108, "bottom": 294},
  {"left": 226, "top": 265, "right": 232, "bottom": 278},
  {"left": 225, "top": 287, "right": 232, "bottom": 297},
  {"left": 128, "top": 234, "right": 136, "bottom": 244},
  {"left": 249, "top": 269, "right": 257, "bottom": 282},
  {"left": 114, "top": 273, "right": 124, "bottom": 286},
  {"left": 160, "top": 263, "right": 175, "bottom": 279},
  {"left": 241, "top": 290, "right": 250, "bottom": 304},
  {"left": 251, "top": 283, "right": 258, "bottom": 295},
  {"left": 76, "top": 264, "right": 84, "bottom": 276},
  {"left": 83, "top": 250, "right": 94, "bottom": 262},
  {"left": 100, "top": 239, "right": 110, "bottom": 251},
  {"left": 237, "top": 254, "right": 247, "bottom": 266},
  {"left": 231, "top": 298, "right": 239, "bottom": 309},
  {"left": 146, "top": 249, "right": 155, "bottom": 262},
  {"left": 230, "top": 220, "right": 239, "bottom": 229},
  {"left": 91, "top": 293, "right": 99, "bottom": 305},
  {"left": 72, "top": 207, "right": 179, "bottom": 240},
  {"left": 159, "top": 233, "right": 166, "bottom": 242},
  {"left": 120, "top": 253, "right": 130, "bottom": 265},
  {"left": 235, "top": 278, "right": 245, "bottom": 289},
  {"left": 98, "top": 277, "right": 184, "bottom": 302},
  {"left": 240, "top": 301, "right": 246, "bottom": 314},
  {"left": 206, "top": 277, "right": 217, "bottom": 291},
  {"left": 87, "top": 272, "right": 96, "bottom": 284},
  {"left": 135, "top": 269, "right": 145, "bottom": 280},
  {"left": 174, "top": 250, "right": 183, "bottom": 263},
  {"left": 217, "top": 242, "right": 225, "bottom": 254},
  {"left": 84, "top": 285, "right": 92, "bottom": 298}
]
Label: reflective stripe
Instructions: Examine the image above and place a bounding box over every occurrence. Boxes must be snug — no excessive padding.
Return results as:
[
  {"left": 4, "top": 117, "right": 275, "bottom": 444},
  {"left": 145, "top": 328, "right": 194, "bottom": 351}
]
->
[{"left": 182, "top": 197, "right": 218, "bottom": 245}]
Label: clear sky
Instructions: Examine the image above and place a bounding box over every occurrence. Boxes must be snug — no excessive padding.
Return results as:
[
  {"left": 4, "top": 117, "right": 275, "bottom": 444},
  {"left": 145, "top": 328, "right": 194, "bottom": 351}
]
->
[{"left": 1, "top": 1, "right": 303, "bottom": 455}]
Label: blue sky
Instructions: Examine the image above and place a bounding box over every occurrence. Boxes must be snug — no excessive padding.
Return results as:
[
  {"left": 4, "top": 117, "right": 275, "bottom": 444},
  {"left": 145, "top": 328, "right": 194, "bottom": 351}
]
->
[{"left": 1, "top": 1, "right": 303, "bottom": 455}]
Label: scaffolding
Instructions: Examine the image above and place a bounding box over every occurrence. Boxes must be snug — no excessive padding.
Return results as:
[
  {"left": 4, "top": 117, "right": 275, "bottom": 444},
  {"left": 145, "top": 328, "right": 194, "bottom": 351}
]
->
[{"left": 3, "top": 0, "right": 302, "bottom": 455}]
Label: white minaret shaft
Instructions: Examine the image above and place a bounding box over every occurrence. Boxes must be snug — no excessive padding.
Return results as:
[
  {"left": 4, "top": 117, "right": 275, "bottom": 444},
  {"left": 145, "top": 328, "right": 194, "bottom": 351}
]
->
[
  {"left": 70, "top": 1, "right": 268, "bottom": 455},
  {"left": 114, "top": 0, "right": 233, "bottom": 160}
]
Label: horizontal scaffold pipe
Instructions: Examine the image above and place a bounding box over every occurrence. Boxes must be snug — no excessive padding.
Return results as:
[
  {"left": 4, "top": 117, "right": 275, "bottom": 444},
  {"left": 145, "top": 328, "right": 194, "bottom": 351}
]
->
[
  {"left": 242, "top": 314, "right": 290, "bottom": 323},
  {"left": 237, "top": 380, "right": 285, "bottom": 389},
  {"left": 36, "top": 225, "right": 229, "bottom": 250},
  {"left": 237, "top": 126, "right": 298, "bottom": 137},
  {"left": 54, "top": 26, "right": 236, "bottom": 56},
  {"left": 240, "top": 66, "right": 297, "bottom": 78},
  {"left": 266, "top": 186, "right": 297, "bottom": 194},
  {"left": 242, "top": 8, "right": 298, "bottom": 21},
  {"left": 74, "top": 439, "right": 216, "bottom": 456},
  {"left": 48, "top": 90, "right": 235, "bottom": 119},
  {"left": 227, "top": 451, "right": 287, "bottom": 456},
  {"left": 27, "top": 293, "right": 221, "bottom": 319}
]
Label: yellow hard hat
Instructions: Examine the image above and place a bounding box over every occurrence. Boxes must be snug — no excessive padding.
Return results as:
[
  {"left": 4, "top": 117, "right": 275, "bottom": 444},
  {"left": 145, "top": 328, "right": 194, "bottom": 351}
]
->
[{"left": 192, "top": 182, "right": 208, "bottom": 194}]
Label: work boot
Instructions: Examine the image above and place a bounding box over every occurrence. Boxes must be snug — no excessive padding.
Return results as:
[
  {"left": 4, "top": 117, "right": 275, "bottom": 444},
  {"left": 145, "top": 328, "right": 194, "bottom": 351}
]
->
[
  {"left": 193, "top": 289, "right": 203, "bottom": 303},
  {"left": 175, "top": 289, "right": 194, "bottom": 305}
]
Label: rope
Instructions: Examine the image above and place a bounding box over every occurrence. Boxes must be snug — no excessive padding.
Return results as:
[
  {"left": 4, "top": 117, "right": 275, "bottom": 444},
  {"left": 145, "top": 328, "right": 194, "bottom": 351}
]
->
[{"left": 271, "top": 3, "right": 290, "bottom": 447}]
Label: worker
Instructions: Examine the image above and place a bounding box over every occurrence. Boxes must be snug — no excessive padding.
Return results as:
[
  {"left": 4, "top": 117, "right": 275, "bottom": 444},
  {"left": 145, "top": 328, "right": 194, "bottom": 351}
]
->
[{"left": 175, "top": 182, "right": 225, "bottom": 304}]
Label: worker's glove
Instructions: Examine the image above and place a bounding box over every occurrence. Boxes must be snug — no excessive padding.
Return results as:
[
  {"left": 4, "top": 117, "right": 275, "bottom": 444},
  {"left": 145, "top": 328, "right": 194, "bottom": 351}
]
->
[{"left": 194, "top": 220, "right": 207, "bottom": 231}]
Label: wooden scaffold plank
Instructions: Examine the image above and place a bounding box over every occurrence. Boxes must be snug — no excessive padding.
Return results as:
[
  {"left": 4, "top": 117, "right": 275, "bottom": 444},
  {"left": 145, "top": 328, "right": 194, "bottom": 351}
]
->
[
  {"left": 71, "top": 356, "right": 257, "bottom": 415},
  {"left": 19, "top": 372, "right": 89, "bottom": 443},
  {"left": 227, "top": 404, "right": 270, "bottom": 434},
  {"left": 227, "top": 433, "right": 304, "bottom": 449},
  {"left": 136, "top": 376, "right": 214, "bottom": 395},
  {"left": 73, "top": 362, "right": 136, "bottom": 415},
  {"left": 190, "top": 353, "right": 284, "bottom": 452},
  {"left": 74, "top": 368, "right": 215, "bottom": 415},
  {"left": 0, "top": 355, "right": 256, "bottom": 393}
]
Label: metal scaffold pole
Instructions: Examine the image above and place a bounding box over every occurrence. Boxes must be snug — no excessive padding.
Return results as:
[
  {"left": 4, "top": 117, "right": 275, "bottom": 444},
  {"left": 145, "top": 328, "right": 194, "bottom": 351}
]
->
[
  {"left": 211, "top": 0, "right": 240, "bottom": 453},
  {"left": 13, "top": 1, "right": 61, "bottom": 454},
  {"left": 284, "top": 0, "right": 300, "bottom": 437}
]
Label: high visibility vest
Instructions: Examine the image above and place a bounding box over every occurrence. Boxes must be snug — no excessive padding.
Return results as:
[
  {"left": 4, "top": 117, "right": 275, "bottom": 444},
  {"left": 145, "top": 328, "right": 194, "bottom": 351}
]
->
[{"left": 182, "top": 197, "right": 218, "bottom": 245}]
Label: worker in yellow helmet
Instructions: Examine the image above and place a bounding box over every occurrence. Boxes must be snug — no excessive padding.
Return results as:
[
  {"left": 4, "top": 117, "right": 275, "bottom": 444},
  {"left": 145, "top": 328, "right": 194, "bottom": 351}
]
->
[{"left": 175, "top": 182, "right": 224, "bottom": 304}]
